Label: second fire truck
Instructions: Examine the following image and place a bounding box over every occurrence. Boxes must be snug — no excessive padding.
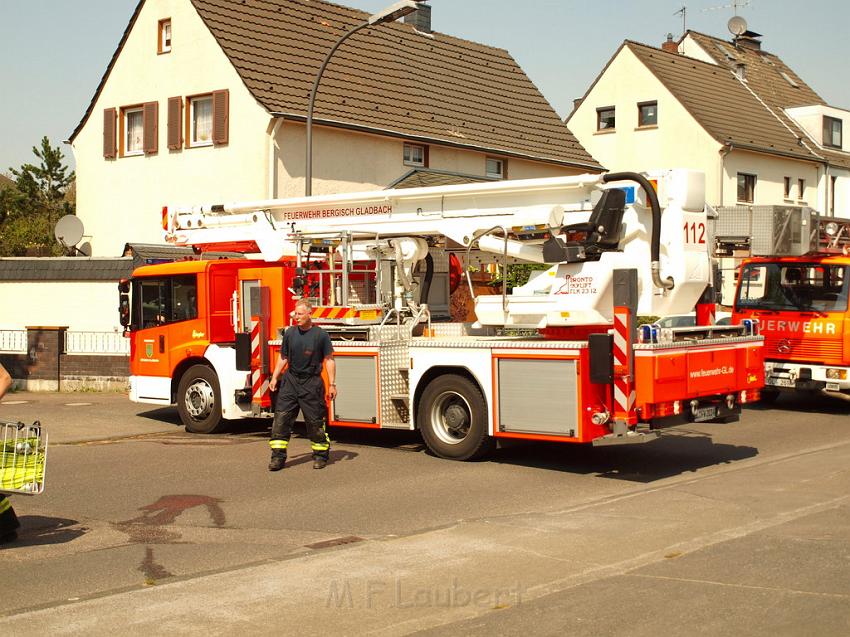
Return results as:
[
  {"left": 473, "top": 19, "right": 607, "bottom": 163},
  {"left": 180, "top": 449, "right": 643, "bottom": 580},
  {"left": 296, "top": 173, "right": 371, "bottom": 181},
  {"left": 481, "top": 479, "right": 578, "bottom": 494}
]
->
[
  {"left": 731, "top": 208, "right": 850, "bottom": 402},
  {"left": 119, "top": 169, "right": 764, "bottom": 459}
]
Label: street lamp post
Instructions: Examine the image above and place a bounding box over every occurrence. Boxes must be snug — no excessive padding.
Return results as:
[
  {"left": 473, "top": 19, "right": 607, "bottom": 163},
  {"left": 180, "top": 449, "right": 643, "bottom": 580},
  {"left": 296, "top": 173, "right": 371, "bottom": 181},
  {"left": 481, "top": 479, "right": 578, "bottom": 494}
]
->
[{"left": 305, "top": 0, "right": 420, "bottom": 196}]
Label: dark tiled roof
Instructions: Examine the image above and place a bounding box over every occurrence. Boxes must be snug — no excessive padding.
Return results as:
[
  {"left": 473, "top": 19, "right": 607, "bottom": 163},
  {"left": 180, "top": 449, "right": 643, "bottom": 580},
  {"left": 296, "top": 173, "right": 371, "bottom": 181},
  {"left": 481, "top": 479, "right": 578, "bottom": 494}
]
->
[
  {"left": 627, "top": 34, "right": 850, "bottom": 169},
  {"left": 71, "top": 0, "right": 600, "bottom": 171},
  {"left": 0, "top": 175, "right": 14, "bottom": 190},
  {"left": 387, "top": 168, "right": 497, "bottom": 189},
  {"left": 0, "top": 258, "right": 135, "bottom": 281},
  {"left": 191, "top": 0, "right": 600, "bottom": 169}
]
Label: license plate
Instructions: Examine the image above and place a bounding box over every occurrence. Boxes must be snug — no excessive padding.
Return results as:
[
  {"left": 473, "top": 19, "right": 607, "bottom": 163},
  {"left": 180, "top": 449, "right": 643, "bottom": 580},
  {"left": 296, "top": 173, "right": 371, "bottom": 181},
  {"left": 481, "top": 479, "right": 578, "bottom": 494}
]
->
[
  {"left": 692, "top": 406, "right": 717, "bottom": 422},
  {"left": 767, "top": 377, "right": 795, "bottom": 388},
  {"left": 826, "top": 382, "right": 840, "bottom": 391}
]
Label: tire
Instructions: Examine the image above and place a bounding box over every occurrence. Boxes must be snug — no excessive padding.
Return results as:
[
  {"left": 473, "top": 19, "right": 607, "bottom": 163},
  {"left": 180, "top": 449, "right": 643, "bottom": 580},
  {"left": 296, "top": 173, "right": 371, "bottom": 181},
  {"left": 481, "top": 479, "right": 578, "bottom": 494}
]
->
[
  {"left": 417, "top": 374, "right": 494, "bottom": 461},
  {"left": 759, "top": 389, "right": 780, "bottom": 404},
  {"left": 177, "top": 364, "right": 226, "bottom": 434}
]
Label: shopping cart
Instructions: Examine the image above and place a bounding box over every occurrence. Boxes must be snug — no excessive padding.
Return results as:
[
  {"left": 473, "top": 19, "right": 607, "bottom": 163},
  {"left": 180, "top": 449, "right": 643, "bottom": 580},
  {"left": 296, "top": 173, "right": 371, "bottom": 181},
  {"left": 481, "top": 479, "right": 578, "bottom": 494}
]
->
[{"left": 1, "top": 421, "right": 48, "bottom": 495}]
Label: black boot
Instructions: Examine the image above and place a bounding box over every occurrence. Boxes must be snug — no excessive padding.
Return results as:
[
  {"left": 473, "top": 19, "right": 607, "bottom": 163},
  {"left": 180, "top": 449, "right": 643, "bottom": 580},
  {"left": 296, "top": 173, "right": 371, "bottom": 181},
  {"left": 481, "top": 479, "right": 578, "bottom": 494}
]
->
[
  {"left": 313, "top": 457, "right": 327, "bottom": 470},
  {"left": 0, "top": 497, "right": 20, "bottom": 543},
  {"left": 268, "top": 450, "right": 287, "bottom": 471}
]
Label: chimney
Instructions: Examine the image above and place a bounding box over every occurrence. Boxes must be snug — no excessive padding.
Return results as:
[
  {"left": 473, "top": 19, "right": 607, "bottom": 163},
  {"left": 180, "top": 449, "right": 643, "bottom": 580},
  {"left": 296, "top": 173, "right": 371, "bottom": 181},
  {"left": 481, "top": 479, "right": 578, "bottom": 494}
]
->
[
  {"left": 734, "top": 30, "right": 762, "bottom": 51},
  {"left": 573, "top": 97, "right": 584, "bottom": 111},
  {"left": 404, "top": 2, "right": 431, "bottom": 34},
  {"left": 661, "top": 33, "right": 678, "bottom": 54}
]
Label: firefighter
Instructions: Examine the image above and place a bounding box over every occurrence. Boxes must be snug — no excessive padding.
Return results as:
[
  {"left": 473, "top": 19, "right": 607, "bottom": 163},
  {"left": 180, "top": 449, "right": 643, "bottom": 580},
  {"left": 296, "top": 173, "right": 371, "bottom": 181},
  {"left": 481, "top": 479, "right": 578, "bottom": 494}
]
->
[
  {"left": 267, "top": 299, "right": 337, "bottom": 470},
  {"left": 0, "top": 362, "right": 20, "bottom": 544}
]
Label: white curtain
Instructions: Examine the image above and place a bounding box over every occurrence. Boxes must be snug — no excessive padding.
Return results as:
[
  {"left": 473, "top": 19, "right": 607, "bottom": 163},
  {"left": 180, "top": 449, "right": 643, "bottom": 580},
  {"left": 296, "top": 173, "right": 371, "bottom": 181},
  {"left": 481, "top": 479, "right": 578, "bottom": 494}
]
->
[
  {"left": 193, "top": 98, "right": 212, "bottom": 143},
  {"left": 126, "top": 110, "right": 143, "bottom": 153}
]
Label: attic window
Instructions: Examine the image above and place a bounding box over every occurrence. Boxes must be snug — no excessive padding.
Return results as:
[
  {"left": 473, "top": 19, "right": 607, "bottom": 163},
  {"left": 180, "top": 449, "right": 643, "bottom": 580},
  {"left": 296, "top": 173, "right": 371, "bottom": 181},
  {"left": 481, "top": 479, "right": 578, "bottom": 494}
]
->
[
  {"left": 486, "top": 157, "right": 506, "bottom": 179},
  {"left": 597, "top": 106, "right": 615, "bottom": 131},
  {"left": 823, "top": 116, "right": 842, "bottom": 149},
  {"left": 158, "top": 19, "right": 172, "bottom": 54},
  {"left": 403, "top": 143, "right": 427, "bottom": 167},
  {"left": 780, "top": 71, "right": 799, "bottom": 88},
  {"left": 638, "top": 101, "right": 658, "bottom": 127}
]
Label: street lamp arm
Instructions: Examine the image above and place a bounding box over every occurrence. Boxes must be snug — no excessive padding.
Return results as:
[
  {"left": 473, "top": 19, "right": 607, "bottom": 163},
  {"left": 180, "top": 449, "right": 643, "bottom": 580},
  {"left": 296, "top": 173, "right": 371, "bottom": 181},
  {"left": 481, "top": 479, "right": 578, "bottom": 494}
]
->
[{"left": 305, "top": 21, "right": 370, "bottom": 196}]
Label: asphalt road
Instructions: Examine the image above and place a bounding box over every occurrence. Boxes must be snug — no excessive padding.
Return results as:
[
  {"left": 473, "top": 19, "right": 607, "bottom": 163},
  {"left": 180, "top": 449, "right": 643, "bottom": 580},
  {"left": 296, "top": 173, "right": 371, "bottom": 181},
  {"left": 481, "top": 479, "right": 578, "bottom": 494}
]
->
[{"left": 1, "top": 391, "right": 849, "bottom": 634}]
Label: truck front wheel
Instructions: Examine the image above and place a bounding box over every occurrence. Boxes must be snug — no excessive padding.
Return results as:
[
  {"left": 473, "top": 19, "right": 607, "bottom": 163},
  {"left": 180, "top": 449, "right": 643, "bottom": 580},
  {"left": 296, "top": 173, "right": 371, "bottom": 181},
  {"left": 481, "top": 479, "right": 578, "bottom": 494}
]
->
[
  {"left": 177, "top": 364, "right": 226, "bottom": 434},
  {"left": 417, "top": 374, "right": 494, "bottom": 461}
]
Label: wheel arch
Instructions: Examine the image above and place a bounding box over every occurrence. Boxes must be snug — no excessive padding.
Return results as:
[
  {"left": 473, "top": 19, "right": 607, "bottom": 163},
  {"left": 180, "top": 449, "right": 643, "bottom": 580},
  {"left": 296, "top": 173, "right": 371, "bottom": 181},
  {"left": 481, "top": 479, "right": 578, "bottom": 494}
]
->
[
  {"left": 412, "top": 365, "right": 486, "bottom": 431},
  {"left": 170, "top": 356, "right": 213, "bottom": 402}
]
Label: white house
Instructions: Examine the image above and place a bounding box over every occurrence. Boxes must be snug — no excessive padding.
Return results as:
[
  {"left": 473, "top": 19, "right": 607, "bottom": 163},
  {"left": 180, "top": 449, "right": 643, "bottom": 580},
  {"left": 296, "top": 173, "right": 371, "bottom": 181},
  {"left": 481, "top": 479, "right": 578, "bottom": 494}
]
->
[
  {"left": 69, "top": 0, "right": 602, "bottom": 257},
  {"left": 567, "top": 29, "right": 849, "bottom": 215}
]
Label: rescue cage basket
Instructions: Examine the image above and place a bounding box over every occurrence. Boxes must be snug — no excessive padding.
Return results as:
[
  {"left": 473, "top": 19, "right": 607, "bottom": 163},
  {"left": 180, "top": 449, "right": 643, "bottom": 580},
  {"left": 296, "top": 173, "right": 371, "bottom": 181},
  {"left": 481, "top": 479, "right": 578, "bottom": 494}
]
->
[{"left": 1, "top": 421, "right": 47, "bottom": 495}]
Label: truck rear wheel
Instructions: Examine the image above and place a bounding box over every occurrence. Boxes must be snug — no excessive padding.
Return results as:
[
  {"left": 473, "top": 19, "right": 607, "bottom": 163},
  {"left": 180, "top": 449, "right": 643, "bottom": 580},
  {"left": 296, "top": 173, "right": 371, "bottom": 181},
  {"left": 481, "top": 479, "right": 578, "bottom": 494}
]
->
[
  {"left": 417, "top": 374, "right": 494, "bottom": 461},
  {"left": 177, "top": 364, "right": 226, "bottom": 434}
]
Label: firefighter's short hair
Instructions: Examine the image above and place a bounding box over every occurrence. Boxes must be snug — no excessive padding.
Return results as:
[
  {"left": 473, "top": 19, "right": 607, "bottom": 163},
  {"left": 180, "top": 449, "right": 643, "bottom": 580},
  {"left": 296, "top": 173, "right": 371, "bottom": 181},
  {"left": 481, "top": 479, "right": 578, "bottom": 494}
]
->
[{"left": 294, "top": 299, "right": 313, "bottom": 312}]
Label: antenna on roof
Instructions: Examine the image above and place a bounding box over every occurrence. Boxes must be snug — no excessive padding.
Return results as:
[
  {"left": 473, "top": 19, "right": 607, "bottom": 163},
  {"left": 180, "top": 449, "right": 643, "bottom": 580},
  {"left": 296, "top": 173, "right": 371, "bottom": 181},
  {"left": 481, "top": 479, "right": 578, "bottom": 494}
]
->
[
  {"left": 702, "top": 0, "right": 750, "bottom": 15},
  {"left": 673, "top": 6, "right": 687, "bottom": 33}
]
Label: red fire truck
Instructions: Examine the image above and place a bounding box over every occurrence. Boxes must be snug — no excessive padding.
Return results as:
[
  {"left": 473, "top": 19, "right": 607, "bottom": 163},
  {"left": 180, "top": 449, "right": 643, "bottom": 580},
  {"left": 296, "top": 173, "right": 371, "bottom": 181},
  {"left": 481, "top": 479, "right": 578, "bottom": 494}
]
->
[
  {"left": 119, "top": 169, "right": 764, "bottom": 459},
  {"left": 731, "top": 210, "right": 850, "bottom": 402}
]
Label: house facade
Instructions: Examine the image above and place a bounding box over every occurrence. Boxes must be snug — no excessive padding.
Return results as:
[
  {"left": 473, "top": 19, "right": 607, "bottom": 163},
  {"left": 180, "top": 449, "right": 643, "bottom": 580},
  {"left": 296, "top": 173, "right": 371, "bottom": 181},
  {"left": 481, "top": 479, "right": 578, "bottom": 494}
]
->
[
  {"left": 70, "top": 0, "right": 601, "bottom": 256},
  {"left": 567, "top": 30, "right": 849, "bottom": 215}
]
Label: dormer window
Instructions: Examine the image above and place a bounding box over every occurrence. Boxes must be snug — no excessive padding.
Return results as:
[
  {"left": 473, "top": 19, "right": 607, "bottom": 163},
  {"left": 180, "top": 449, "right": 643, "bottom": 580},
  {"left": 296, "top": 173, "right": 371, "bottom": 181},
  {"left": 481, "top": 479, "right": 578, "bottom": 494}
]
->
[
  {"left": 824, "top": 116, "right": 842, "bottom": 149},
  {"left": 158, "top": 19, "right": 172, "bottom": 54}
]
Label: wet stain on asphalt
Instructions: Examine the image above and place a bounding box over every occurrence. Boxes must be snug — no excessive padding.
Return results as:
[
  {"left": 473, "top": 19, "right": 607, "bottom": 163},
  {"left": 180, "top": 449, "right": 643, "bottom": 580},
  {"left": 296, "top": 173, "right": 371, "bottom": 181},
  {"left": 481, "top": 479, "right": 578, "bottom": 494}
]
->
[
  {"left": 140, "top": 547, "right": 174, "bottom": 583},
  {"left": 114, "top": 494, "right": 226, "bottom": 586}
]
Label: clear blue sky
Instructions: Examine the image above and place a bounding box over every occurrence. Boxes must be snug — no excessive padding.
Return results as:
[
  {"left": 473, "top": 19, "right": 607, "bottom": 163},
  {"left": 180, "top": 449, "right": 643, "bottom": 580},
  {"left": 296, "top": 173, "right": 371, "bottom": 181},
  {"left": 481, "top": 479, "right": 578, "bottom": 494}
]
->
[{"left": 2, "top": 0, "right": 848, "bottom": 173}]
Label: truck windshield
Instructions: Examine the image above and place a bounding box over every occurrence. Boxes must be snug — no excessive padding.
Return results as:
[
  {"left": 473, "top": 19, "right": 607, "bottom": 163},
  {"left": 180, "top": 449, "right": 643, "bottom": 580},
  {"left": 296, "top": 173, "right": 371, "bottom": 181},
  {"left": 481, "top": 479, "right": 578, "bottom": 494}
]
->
[
  {"left": 131, "top": 274, "right": 198, "bottom": 330},
  {"left": 736, "top": 263, "right": 849, "bottom": 313}
]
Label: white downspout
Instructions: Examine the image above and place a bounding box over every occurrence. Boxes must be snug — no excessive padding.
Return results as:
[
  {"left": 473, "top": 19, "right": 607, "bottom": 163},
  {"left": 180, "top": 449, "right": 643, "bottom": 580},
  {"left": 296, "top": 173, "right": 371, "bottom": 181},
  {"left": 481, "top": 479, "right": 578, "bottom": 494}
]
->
[
  {"left": 718, "top": 143, "right": 732, "bottom": 206},
  {"left": 268, "top": 118, "right": 284, "bottom": 198}
]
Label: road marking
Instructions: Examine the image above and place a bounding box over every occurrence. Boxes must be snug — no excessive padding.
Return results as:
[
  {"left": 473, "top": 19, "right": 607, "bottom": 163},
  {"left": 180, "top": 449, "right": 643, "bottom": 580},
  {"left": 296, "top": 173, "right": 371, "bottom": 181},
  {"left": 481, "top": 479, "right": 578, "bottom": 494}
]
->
[
  {"left": 64, "top": 402, "right": 93, "bottom": 407},
  {"left": 1, "top": 400, "right": 28, "bottom": 405}
]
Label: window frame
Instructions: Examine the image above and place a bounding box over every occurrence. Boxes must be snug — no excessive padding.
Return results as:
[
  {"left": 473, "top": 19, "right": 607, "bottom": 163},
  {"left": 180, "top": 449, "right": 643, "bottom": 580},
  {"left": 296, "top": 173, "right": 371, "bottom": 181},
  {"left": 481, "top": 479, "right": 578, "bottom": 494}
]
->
[
  {"left": 637, "top": 101, "right": 658, "bottom": 127},
  {"left": 158, "top": 18, "right": 172, "bottom": 54},
  {"left": 798, "top": 178, "right": 806, "bottom": 201},
  {"left": 403, "top": 142, "right": 427, "bottom": 167},
  {"left": 485, "top": 157, "right": 506, "bottom": 179},
  {"left": 596, "top": 106, "right": 616, "bottom": 131},
  {"left": 121, "top": 105, "right": 145, "bottom": 157},
  {"left": 133, "top": 274, "right": 198, "bottom": 330},
  {"left": 831, "top": 175, "right": 837, "bottom": 214},
  {"left": 783, "top": 176, "right": 791, "bottom": 200},
  {"left": 736, "top": 172, "right": 756, "bottom": 203},
  {"left": 823, "top": 115, "right": 843, "bottom": 149},
  {"left": 186, "top": 94, "right": 214, "bottom": 148}
]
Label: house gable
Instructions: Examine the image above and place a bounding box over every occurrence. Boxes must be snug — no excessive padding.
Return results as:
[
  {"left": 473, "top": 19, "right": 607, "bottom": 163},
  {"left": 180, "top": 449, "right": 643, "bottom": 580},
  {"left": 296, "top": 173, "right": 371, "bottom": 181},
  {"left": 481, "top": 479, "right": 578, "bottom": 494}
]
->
[
  {"left": 72, "top": 0, "right": 272, "bottom": 256},
  {"left": 567, "top": 45, "right": 719, "bottom": 185}
]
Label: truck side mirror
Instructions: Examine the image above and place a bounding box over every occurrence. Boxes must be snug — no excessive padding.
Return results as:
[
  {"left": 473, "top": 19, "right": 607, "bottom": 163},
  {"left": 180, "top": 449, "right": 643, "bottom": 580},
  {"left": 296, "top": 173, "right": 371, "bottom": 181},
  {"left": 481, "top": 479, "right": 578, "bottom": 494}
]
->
[
  {"left": 119, "top": 294, "right": 131, "bottom": 328},
  {"left": 118, "top": 280, "right": 131, "bottom": 329}
]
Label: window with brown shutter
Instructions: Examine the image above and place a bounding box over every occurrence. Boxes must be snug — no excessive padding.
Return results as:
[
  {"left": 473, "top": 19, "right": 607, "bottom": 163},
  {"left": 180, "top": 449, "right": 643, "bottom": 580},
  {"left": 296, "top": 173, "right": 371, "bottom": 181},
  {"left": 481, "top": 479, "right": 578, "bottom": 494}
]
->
[
  {"left": 167, "top": 97, "right": 183, "bottom": 150},
  {"left": 103, "top": 108, "right": 117, "bottom": 159},
  {"left": 143, "top": 101, "right": 158, "bottom": 155},
  {"left": 212, "top": 89, "right": 229, "bottom": 146}
]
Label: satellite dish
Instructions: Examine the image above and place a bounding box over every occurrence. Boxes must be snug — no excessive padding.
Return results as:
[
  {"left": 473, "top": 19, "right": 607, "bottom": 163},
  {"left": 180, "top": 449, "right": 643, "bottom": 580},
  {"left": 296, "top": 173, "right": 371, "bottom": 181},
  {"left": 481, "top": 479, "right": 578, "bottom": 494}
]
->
[
  {"left": 54, "top": 214, "right": 84, "bottom": 248},
  {"left": 728, "top": 16, "right": 748, "bottom": 36}
]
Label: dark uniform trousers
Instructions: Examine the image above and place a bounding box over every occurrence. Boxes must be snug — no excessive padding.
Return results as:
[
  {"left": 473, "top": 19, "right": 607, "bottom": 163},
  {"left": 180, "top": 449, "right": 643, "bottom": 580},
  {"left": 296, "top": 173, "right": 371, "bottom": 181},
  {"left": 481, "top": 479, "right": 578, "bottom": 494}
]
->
[
  {"left": 0, "top": 495, "right": 20, "bottom": 538},
  {"left": 270, "top": 372, "right": 331, "bottom": 460}
]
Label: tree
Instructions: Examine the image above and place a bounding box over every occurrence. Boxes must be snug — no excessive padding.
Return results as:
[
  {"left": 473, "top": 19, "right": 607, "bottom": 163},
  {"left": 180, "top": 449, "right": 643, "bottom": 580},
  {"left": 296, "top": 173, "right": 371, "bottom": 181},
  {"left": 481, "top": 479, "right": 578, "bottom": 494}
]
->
[{"left": 0, "top": 137, "right": 76, "bottom": 256}]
